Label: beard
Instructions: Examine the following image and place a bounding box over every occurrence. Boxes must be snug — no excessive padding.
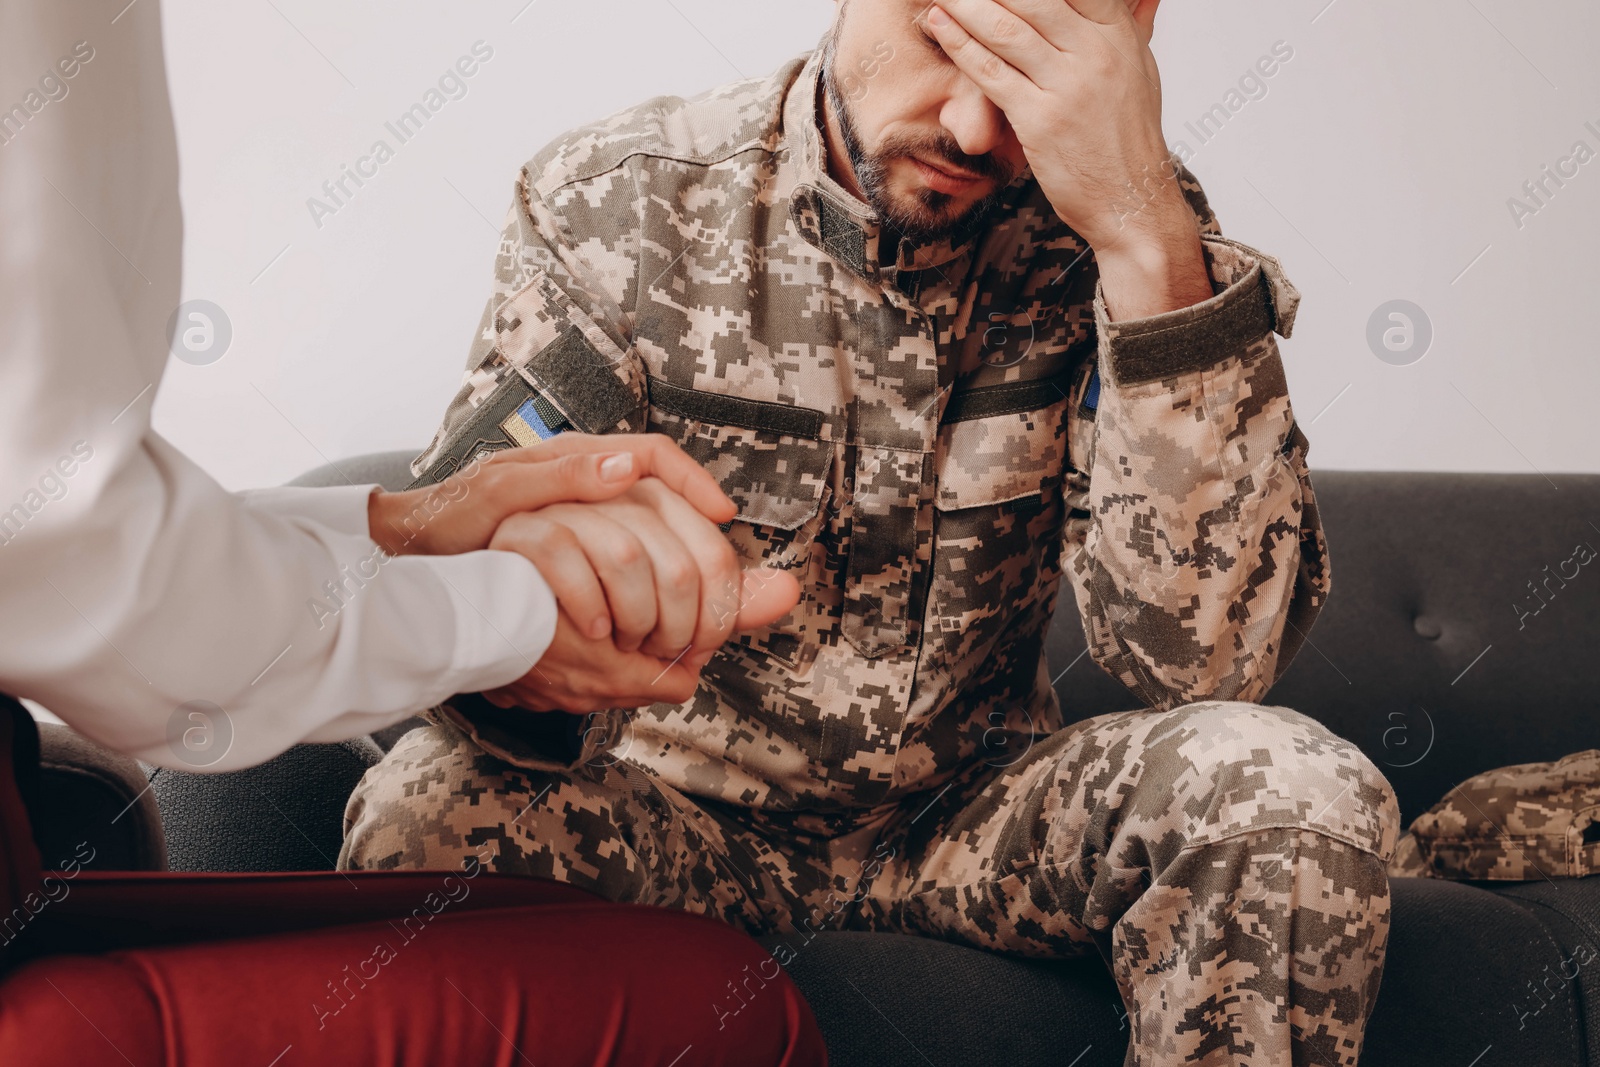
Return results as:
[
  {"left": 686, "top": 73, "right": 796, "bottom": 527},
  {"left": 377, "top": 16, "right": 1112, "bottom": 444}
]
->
[{"left": 820, "top": 34, "right": 1014, "bottom": 246}]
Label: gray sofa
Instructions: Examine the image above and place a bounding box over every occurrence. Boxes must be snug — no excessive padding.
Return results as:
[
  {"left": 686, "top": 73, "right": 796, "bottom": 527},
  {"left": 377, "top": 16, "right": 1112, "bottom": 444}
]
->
[{"left": 122, "top": 456, "right": 1600, "bottom": 1066}]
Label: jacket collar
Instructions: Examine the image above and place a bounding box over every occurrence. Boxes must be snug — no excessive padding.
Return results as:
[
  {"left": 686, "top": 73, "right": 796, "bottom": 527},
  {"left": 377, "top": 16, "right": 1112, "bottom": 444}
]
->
[{"left": 782, "top": 31, "right": 1034, "bottom": 286}]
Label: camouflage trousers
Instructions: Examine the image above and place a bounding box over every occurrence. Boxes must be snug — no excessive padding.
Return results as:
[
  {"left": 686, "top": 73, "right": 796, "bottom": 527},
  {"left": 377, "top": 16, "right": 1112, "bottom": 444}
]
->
[{"left": 341, "top": 700, "right": 1401, "bottom": 1067}]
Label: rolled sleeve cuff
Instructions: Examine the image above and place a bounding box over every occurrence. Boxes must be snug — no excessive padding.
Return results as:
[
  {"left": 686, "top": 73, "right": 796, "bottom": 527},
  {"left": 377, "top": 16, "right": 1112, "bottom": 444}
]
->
[{"left": 1094, "top": 234, "right": 1302, "bottom": 386}]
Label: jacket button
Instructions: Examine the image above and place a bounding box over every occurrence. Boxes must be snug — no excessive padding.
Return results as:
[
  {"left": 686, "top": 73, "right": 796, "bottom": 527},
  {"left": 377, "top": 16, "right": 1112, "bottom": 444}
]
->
[{"left": 1413, "top": 615, "right": 1443, "bottom": 640}]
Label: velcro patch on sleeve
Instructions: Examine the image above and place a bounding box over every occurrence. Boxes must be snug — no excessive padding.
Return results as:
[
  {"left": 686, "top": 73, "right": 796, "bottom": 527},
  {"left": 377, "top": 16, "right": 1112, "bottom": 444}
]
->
[
  {"left": 407, "top": 373, "right": 553, "bottom": 489},
  {"left": 526, "top": 324, "right": 636, "bottom": 433}
]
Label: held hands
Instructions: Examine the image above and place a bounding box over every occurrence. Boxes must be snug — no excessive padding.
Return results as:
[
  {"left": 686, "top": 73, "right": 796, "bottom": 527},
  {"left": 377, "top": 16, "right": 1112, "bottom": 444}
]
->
[
  {"left": 482, "top": 475, "right": 801, "bottom": 712},
  {"left": 478, "top": 572, "right": 800, "bottom": 714},
  {"left": 366, "top": 432, "right": 801, "bottom": 713},
  {"left": 366, "top": 432, "right": 735, "bottom": 559}
]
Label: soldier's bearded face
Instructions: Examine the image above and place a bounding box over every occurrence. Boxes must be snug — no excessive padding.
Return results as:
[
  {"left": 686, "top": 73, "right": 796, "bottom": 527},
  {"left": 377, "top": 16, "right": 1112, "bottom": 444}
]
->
[{"left": 821, "top": 0, "right": 1026, "bottom": 243}]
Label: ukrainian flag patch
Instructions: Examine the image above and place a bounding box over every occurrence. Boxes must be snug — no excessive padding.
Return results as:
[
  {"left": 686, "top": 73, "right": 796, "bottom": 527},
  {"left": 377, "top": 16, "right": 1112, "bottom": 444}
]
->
[{"left": 500, "top": 397, "right": 565, "bottom": 446}]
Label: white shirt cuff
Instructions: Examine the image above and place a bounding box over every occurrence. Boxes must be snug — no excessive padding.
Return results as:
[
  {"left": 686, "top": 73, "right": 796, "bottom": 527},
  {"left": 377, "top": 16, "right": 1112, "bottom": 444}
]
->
[
  {"left": 427, "top": 549, "right": 561, "bottom": 695},
  {"left": 241, "top": 483, "right": 378, "bottom": 538}
]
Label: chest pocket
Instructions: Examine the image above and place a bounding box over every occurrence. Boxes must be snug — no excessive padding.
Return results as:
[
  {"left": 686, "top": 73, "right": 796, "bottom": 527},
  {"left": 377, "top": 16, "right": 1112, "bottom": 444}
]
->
[
  {"left": 936, "top": 368, "right": 1075, "bottom": 507},
  {"left": 926, "top": 366, "right": 1077, "bottom": 655},
  {"left": 645, "top": 378, "right": 834, "bottom": 667}
]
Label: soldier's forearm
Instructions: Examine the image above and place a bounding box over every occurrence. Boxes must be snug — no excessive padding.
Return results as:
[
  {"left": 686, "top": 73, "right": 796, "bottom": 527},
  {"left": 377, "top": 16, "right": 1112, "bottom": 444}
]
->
[
  {"left": 1070, "top": 235, "right": 1324, "bottom": 708},
  {"left": 1090, "top": 207, "right": 1215, "bottom": 323}
]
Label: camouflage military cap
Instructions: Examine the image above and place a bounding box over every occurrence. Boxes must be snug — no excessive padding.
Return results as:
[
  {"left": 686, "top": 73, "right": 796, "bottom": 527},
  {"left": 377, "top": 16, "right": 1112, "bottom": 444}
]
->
[{"left": 1394, "top": 749, "right": 1600, "bottom": 880}]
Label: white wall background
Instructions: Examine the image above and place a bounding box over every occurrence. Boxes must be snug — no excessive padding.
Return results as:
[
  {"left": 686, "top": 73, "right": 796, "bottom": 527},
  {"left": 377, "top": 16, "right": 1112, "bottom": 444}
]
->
[{"left": 152, "top": 0, "right": 1600, "bottom": 490}]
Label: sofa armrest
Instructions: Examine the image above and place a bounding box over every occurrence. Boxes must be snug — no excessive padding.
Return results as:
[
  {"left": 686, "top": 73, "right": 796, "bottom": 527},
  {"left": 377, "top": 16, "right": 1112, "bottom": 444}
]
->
[
  {"left": 36, "top": 723, "right": 166, "bottom": 872},
  {"left": 285, "top": 450, "right": 419, "bottom": 492}
]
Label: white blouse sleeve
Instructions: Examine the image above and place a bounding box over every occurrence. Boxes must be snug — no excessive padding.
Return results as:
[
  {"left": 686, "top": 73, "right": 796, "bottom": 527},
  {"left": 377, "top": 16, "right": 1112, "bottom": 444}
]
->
[{"left": 0, "top": 0, "right": 557, "bottom": 771}]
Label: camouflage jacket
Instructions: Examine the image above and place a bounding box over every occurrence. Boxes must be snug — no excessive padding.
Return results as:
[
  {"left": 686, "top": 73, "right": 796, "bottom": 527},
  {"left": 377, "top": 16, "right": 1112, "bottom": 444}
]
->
[{"left": 411, "top": 33, "right": 1328, "bottom": 829}]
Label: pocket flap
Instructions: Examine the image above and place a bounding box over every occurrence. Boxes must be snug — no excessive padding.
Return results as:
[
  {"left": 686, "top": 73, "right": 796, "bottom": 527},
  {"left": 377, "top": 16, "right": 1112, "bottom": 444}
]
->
[
  {"left": 646, "top": 389, "right": 831, "bottom": 531},
  {"left": 934, "top": 374, "right": 1072, "bottom": 511}
]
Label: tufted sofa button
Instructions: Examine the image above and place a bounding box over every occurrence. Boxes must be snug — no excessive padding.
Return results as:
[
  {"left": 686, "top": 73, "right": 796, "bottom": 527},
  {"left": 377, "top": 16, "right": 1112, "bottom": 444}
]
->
[{"left": 1413, "top": 615, "right": 1443, "bottom": 640}]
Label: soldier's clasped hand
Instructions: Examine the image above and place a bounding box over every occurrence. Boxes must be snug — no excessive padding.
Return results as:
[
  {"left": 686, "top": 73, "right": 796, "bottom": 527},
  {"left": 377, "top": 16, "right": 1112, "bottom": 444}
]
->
[
  {"left": 488, "top": 476, "right": 749, "bottom": 656},
  {"left": 477, "top": 570, "right": 801, "bottom": 714}
]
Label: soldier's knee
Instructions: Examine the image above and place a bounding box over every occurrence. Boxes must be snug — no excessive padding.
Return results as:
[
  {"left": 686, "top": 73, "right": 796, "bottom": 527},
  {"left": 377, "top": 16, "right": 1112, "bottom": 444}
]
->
[
  {"left": 339, "top": 723, "right": 579, "bottom": 873},
  {"left": 1146, "top": 700, "right": 1400, "bottom": 859}
]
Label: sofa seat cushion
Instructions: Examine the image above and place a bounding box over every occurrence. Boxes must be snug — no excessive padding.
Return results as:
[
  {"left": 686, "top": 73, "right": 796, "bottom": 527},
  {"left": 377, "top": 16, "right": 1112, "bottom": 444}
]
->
[
  {"left": 758, "top": 930, "right": 1121, "bottom": 1067},
  {"left": 1489, "top": 877, "right": 1600, "bottom": 1060},
  {"left": 765, "top": 879, "right": 1587, "bottom": 1067},
  {"left": 151, "top": 738, "right": 383, "bottom": 872}
]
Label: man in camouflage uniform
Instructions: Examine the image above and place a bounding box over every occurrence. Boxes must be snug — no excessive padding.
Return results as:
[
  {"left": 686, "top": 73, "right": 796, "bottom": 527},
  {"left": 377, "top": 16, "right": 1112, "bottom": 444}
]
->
[{"left": 341, "top": 2, "right": 1401, "bottom": 1063}]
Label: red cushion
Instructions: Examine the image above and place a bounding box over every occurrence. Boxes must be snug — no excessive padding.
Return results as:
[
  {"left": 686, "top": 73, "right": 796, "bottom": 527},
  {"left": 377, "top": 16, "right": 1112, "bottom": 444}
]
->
[
  {"left": 0, "top": 901, "right": 826, "bottom": 1066},
  {"left": 0, "top": 702, "right": 825, "bottom": 1064},
  {"left": 34, "top": 868, "right": 603, "bottom": 953}
]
